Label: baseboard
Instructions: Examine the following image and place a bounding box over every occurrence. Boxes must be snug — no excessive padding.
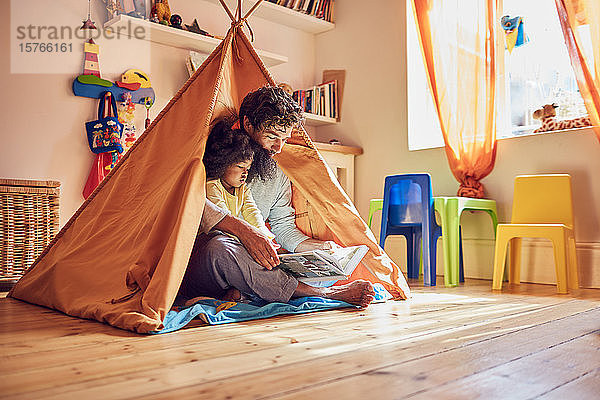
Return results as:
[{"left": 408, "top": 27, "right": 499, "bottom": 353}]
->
[{"left": 382, "top": 236, "right": 600, "bottom": 288}]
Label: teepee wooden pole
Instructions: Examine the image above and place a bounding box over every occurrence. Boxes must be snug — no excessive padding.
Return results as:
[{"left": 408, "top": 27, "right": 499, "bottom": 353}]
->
[
  {"left": 243, "top": 0, "right": 264, "bottom": 20},
  {"left": 218, "top": 0, "right": 236, "bottom": 22},
  {"left": 237, "top": 0, "right": 242, "bottom": 20}
]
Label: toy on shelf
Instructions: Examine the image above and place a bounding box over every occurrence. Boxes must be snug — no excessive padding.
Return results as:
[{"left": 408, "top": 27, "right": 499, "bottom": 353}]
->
[
  {"left": 73, "top": 39, "right": 155, "bottom": 105},
  {"left": 151, "top": 0, "right": 171, "bottom": 25},
  {"left": 184, "top": 19, "right": 212, "bottom": 37},
  {"left": 170, "top": 14, "right": 183, "bottom": 29},
  {"left": 501, "top": 15, "right": 529, "bottom": 53},
  {"left": 532, "top": 104, "right": 592, "bottom": 133}
]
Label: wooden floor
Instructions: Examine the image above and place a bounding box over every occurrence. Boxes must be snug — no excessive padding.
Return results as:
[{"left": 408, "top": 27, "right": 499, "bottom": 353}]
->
[{"left": 1, "top": 279, "right": 599, "bottom": 400}]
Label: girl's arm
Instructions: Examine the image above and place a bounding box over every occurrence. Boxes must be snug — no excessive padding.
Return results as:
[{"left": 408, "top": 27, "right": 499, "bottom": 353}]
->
[{"left": 205, "top": 180, "right": 230, "bottom": 213}]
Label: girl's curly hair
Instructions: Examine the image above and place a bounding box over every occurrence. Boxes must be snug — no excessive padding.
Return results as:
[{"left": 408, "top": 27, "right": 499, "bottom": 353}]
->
[
  {"left": 203, "top": 121, "right": 256, "bottom": 181},
  {"left": 239, "top": 85, "right": 303, "bottom": 131}
]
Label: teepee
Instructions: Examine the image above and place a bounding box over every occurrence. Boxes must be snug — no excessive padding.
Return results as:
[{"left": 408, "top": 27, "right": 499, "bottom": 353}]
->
[{"left": 9, "top": 1, "right": 410, "bottom": 333}]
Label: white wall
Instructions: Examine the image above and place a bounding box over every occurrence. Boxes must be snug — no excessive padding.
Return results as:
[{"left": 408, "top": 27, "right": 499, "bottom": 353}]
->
[
  {"left": 0, "top": 0, "right": 316, "bottom": 228},
  {"left": 314, "top": 0, "right": 600, "bottom": 288},
  {"left": 2, "top": 0, "right": 599, "bottom": 288}
]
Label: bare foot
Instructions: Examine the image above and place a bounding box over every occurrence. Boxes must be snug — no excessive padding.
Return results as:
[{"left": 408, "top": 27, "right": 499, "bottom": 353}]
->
[
  {"left": 325, "top": 280, "right": 376, "bottom": 308},
  {"left": 221, "top": 288, "right": 241, "bottom": 302}
]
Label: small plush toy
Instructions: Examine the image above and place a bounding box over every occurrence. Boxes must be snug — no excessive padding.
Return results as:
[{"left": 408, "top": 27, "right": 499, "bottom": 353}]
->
[
  {"left": 170, "top": 14, "right": 183, "bottom": 29},
  {"left": 151, "top": 0, "right": 171, "bottom": 25},
  {"left": 532, "top": 103, "right": 591, "bottom": 133},
  {"left": 501, "top": 15, "right": 528, "bottom": 53}
]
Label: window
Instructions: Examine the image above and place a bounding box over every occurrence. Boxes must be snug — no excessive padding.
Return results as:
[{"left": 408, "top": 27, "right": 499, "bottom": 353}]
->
[{"left": 407, "top": 0, "right": 593, "bottom": 151}]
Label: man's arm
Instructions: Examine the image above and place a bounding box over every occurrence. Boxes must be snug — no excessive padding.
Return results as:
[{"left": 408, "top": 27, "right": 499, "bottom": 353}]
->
[
  {"left": 201, "top": 199, "right": 279, "bottom": 269},
  {"left": 265, "top": 171, "right": 335, "bottom": 252},
  {"left": 213, "top": 214, "right": 280, "bottom": 270}
]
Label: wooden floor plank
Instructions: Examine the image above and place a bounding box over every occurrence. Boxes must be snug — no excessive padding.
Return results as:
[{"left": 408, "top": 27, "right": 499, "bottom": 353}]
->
[
  {"left": 534, "top": 367, "right": 600, "bottom": 400},
  {"left": 6, "top": 300, "right": 597, "bottom": 399},
  {"left": 1, "top": 279, "right": 598, "bottom": 400},
  {"left": 1, "top": 298, "right": 539, "bottom": 396},
  {"left": 406, "top": 328, "right": 600, "bottom": 400},
  {"left": 265, "top": 307, "right": 600, "bottom": 400},
  {"left": 134, "top": 302, "right": 600, "bottom": 400}
]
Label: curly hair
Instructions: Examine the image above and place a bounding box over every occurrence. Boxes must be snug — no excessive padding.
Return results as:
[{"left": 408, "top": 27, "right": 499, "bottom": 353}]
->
[
  {"left": 239, "top": 85, "right": 303, "bottom": 132},
  {"left": 203, "top": 121, "right": 256, "bottom": 181}
]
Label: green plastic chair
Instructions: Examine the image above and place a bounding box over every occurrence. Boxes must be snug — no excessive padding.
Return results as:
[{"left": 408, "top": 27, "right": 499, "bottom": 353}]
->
[
  {"left": 368, "top": 198, "right": 383, "bottom": 228},
  {"left": 433, "top": 197, "right": 499, "bottom": 286}
]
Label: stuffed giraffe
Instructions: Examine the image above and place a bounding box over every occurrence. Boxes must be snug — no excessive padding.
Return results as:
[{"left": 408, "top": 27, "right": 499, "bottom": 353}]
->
[{"left": 532, "top": 103, "right": 591, "bottom": 133}]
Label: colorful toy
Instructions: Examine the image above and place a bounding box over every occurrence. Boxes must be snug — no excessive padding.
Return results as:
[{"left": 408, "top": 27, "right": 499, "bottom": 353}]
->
[
  {"left": 533, "top": 104, "right": 592, "bottom": 133},
  {"left": 74, "top": 59, "right": 155, "bottom": 105},
  {"left": 170, "top": 14, "right": 183, "bottom": 29},
  {"left": 151, "top": 0, "right": 171, "bottom": 24},
  {"left": 501, "top": 15, "right": 528, "bottom": 53},
  {"left": 119, "top": 93, "right": 138, "bottom": 152},
  {"left": 81, "top": 0, "right": 97, "bottom": 30},
  {"left": 144, "top": 97, "right": 154, "bottom": 129},
  {"left": 83, "top": 39, "right": 100, "bottom": 77},
  {"left": 120, "top": 69, "right": 152, "bottom": 88}
]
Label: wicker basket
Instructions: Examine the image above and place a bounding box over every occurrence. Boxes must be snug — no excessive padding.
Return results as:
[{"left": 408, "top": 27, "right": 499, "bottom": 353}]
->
[{"left": 0, "top": 178, "right": 60, "bottom": 291}]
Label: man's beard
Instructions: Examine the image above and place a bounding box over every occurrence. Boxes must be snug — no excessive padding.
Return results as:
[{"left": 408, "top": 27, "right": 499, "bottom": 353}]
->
[{"left": 248, "top": 142, "right": 278, "bottom": 183}]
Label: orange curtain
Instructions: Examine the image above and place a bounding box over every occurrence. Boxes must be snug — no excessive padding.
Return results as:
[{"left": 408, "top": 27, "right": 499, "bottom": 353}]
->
[
  {"left": 555, "top": 0, "right": 600, "bottom": 142},
  {"left": 412, "top": 0, "right": 498, "bottom": 198}
]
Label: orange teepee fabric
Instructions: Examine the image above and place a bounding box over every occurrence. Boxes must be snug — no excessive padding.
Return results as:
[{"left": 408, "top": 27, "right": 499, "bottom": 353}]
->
[{"left": 9, "top": 22, "right": 409, "bottom": 333}]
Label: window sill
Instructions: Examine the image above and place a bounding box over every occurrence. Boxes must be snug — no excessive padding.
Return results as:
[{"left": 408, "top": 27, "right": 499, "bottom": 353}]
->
[
  {"left": 408, "top": 125, "right": 597, "bottom": 152},
  {"left": 497, "top": 125, "right": 597, "bottom": 141}
]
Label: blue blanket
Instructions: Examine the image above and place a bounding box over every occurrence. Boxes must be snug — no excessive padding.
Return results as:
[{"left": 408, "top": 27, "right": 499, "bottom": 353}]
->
[{"left": 153, "top": 283, "right": 392, "bottom": 334}]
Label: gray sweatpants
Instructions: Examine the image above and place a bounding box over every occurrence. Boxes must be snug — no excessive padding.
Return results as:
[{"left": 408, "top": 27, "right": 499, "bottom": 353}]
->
[{"left": 179, "top": 232, "right": 298, "bottom": 303}]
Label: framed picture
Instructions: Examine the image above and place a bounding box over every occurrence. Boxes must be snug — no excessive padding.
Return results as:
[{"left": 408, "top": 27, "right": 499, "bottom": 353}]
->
[{"left": 105, "top": 0, "right": 149, "bottom": 20}]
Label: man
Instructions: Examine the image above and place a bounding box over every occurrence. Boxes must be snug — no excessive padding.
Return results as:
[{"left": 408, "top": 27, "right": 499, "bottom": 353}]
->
[{"left": 179, "top": 86, "right": 375, "bottom": 307}]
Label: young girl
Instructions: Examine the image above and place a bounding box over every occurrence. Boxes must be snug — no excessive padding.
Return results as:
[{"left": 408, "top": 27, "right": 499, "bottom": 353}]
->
[{"left": 203, "top": 121, "right": 275, "bottom": 241}]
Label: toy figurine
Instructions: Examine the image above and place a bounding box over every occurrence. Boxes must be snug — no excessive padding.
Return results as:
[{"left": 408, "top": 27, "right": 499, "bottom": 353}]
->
[
  {"left": 170, "top": 14, "right": 183, "bottom": 29},
  {"left": 151, "top": 0, "right": 171, "bottom": 25},
  {"left": 184, "top": 19, "right": 211, "bottom": 36},
  {"left": 533, "top": 103, "right": 591, "bottom": 133}
]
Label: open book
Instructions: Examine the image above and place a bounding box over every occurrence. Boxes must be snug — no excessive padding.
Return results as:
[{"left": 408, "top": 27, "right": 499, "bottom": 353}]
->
[{"left": 277, "top": 245, "right": 369, "bottom": 283}]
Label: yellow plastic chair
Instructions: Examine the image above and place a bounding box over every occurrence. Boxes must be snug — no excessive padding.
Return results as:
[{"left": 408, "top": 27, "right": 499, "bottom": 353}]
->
[
  {"left": 492, "top": 174, "right": 579, "bottom": 294},
  {"left": 368, "top": 198, "right": 383, "bottom": 228}
]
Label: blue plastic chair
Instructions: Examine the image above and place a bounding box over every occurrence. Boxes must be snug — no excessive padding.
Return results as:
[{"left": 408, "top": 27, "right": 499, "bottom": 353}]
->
[{"left": 379, "top": 174, "right": 464, "bottom": 286}]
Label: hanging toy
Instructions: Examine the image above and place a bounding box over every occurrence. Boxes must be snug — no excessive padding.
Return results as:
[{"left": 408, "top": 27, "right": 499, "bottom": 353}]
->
[
  {"left": 144, "top": 97, "right": 154, "bottom": 129},
  {"left": 501, "top": 15, "right": 529, "bottom": 53},
  {"left": 119, "top": 92, "right": 138, "bottom": 152},
  {"left": 81, "top": 0, "right": 97, "bottom": 30},
  {"left": 105, "top": 151, "right": 120, "bottom": 172}
]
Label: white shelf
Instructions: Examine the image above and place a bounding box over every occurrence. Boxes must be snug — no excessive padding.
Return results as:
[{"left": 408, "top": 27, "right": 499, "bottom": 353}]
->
[
  {"left": 204, "top": 0, "right": 334, "bottom": 34},
  {"left": 303, "top": 112, "right": 338, "bottom": 126},
  {"left": 104, "top": 15, "right": 288, "bottom": 67}
]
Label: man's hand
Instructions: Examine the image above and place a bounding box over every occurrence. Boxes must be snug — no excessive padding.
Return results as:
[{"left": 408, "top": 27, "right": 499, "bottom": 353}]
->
[{"left": 213, "top": 214, "right": 280, "bottom": 269}]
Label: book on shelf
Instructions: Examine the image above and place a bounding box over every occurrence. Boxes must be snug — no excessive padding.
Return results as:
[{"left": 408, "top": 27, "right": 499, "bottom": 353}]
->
[
  {"left": 267, "top": 0, "right": 334, "bottom": 22},
  {"left": 292, "top": 79, "right": 338, "bottom": 119},
  {"left": 186, "top": 51, "right": 208, "bottom": 77},
  {"left": 277, "top": 244, "right": 368, "bottom": 283}
]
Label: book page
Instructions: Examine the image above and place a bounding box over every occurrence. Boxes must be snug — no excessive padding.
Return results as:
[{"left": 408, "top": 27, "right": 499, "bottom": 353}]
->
[
  {"left": 321, "top": 245, "right": 369, "bottom": 275},
  {"left": 278, "top": 252, "right": 345, "bottom": 282}
]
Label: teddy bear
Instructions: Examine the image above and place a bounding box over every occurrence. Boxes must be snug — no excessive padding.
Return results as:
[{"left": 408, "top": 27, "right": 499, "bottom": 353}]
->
[{"left": 532, "top": 103, "right": 591, "bottom": 133}]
